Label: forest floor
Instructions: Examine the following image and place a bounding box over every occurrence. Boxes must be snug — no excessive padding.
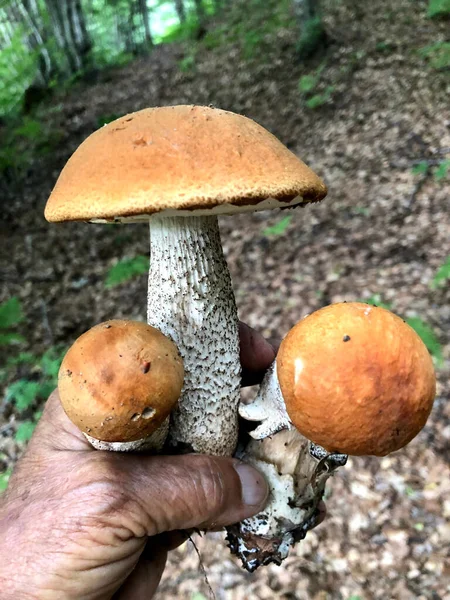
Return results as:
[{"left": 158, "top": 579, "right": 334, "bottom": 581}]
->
[{"left": 1, "top": 0, "right": 449, "bottom": 598}]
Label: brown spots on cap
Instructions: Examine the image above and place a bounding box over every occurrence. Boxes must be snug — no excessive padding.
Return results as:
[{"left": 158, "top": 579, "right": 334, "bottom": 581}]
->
[
  {"left": 57, "top": 319, "right": 184, "bottom": 442},
  {"left": 141, "top": 361, "right": 151, "bottom": 374},
  {"left": 343, "top": 335, "right": 351, "bottom": 342},
  {"left": 101, "top": 367, "right": 115, "bottom": 385}
]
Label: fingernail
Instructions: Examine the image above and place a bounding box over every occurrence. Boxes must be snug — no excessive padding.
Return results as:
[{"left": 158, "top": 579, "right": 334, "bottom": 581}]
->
[{"left": 234, "top": 462, "right": 268, "bottom": 507}]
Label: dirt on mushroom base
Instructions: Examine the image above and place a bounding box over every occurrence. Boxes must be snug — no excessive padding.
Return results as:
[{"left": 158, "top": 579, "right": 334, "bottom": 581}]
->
[{"left": 1, "top": 0, "right": 449, "bottom": 598}]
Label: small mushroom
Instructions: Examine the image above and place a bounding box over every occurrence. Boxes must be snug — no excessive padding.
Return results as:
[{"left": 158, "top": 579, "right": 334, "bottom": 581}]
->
[
  {"left": 58, "top": 320, "right": 184, "bottom": 451},
  {"left": 45, "top": 105, "right": 327, "bottom": 457},
  {"left": 230, "top": 302, "right": 436, "bottom": 570}
]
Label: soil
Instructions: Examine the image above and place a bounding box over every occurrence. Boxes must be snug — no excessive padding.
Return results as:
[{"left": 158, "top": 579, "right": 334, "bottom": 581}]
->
[{"left": 1, "top": 0, "right": 449, "bottom": 598}]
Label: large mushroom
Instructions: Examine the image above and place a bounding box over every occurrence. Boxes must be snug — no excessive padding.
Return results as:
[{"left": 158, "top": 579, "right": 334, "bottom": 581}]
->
[
  {"left": 45, "top": 105, "right": 326, "bottom": 456},
  {"left": 229, "top": 302, "right": 436, "bottom": 570},
  {"left": 58, "top": 320, "right": 184, "bottom": 451}
]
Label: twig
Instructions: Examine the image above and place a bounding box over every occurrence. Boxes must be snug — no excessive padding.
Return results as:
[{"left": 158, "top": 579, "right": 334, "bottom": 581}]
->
[
  {"left": 40, "top": 298, "right": 54, "bottom": 346},
  {"left": 188, "top": 534, "right": 216, "bottom": 600}
]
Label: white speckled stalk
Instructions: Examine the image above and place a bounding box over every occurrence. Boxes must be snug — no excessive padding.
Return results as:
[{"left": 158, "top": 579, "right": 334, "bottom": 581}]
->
[
  {"left": 228, "top": 363, "right": 347, "bottom": 570},
  {"left": 84, "top": 417, "right": 169, "bottom": 452},
  {"left": 147, "top": 215, "right": 240, "bottom": 456}
]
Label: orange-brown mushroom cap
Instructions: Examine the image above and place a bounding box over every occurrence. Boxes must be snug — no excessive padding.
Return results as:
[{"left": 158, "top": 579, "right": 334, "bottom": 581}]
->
[
  {"left": 277, "top": 303, "right": 436, "bottom": 456},
  {"left": 58, "top": 320, "right": 184, "bottom": 442},
  {"left": 44, "top": 105, "right": 326, "bottom": 223}
]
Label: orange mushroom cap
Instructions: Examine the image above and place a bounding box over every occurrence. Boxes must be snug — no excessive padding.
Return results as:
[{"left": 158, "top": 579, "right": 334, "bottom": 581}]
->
[
  {"left": 58, "top": 320, "right": 184, "bottom": 443},
  {"left": 277, "top": 302, "right": 436, "bottom": 456}
]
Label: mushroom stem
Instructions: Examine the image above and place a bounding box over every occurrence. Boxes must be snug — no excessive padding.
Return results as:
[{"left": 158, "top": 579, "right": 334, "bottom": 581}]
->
[
  {"left": 228, "top": 361, "right": 347, "bottom": 570},
  {"left": 84, "top": 417, "right": 169, "bottom": 452},
  {"left": 147, "top": 215, "right": 241, "bottom": 456}
]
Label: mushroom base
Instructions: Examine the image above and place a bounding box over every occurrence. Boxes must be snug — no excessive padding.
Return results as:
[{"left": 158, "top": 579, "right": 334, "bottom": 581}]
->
[
  {"left": 84, "top": 417, "right": 169, "bottom": 452},
  {"left": 227, "top": 429, "right": 347, "bottom": 571}
]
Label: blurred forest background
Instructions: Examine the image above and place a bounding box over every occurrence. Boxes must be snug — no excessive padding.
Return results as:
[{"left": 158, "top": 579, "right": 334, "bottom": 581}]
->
[{"left": 0, "top": 0, "right": 449, "bottom": 598}]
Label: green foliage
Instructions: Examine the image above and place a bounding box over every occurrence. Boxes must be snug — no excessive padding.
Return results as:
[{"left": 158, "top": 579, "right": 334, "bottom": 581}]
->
[
  {"left": 191, "top": 594, "right": 208, "bottom": 600},
  {"left": 298, "top": 63, "right": 333, "bottom": 109},
  {"left": 405, "top": 317, "right": 443, "bottom": 367},
  {"left": 159, "top": 17, "right": 201, "bottom": 44},
  {"left": 363, "top": 295, "right": 392, "bottom": 310},
  {"left": 0, "top": 297, "right": 24, "bottom": 329},
  {"left": 4, "top": 347, "right": 65, "bottom": 413},
  {"left": 0, "top": 469, "right": 12, "bottom": 493},
  {"left": 427, "top": 0, "right": 450, "bottom": 18},
  {"left": 434, "top": 158, "right": 450, "bottom": 181},
  {"left": 179, "top": 51, "right": 197, "bottom": 73},
  {"left": 297, "top": 16, "right": 326, "bottom": 59},
  {"left": 15, "top": 420, "right": 38, "bottom": 443},
  {"left": 105, "top": 255, "right": 148, "bottom": 287},
  {"left": 0, "top": 27, "right": 38, "bottom": 117},
  {"left": 6, "top": 380, "right": 41, "bottom": 412},
  {"left": 430, "top": 256, "right": 450, "bottom": 289},
  {"left": 97, "top": 113, "right": 122, "bottom": 127},
  {"left": 305, "top": 86, "right": 335, "bottom": 109},
  {"left": 419, "top": 42, "right": 450, "bottom": 70},
  {"left": 298, "top": 74, "right": 317, "bottom": 93},
  {"left": 263, "top": 216, "right": 292, "bottom": 237},
  {"left": 411, "top": 161, "right": 429, "bottom": 176},
  {"left": 0, "top": 297, "right": 25, "bottom": 346}
]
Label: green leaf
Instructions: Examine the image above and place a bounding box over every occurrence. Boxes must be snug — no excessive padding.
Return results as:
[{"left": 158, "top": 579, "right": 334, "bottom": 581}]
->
[
  {"left": 0, "top": 297, "right": 24, "bottom": 328},
  {"left": 105, "top": 255, "right": 148, "bottom": 288},
  {"left": 40, "top": 347, "right": 65, "bottom": 380},
  {"left": 191, "top": 594, "right": 208, "bottom": 600},
  {"left": 430, "top": 256, "right": 450, "bottom": 289},
  {"left": 411, "top": 161, "right": 429, "bottom": 176},
  {"left": 434, "top": 159, "right": 450, "bottom": 181},
  {"left": 263, "top": 216, "right": 292, "bottom": 237},
  {"left": 419, "top": 42, "right": 450, "bottom": 70},
  {"left": 0, "top": 468, "right": 12, "bottom": 493},
  {"left": 298, "top": 74, "right": 316, "bottom": 93},
  {"left": 406, "top": 317, "right": 443, "bottom": 367},
  {"left": 15, "top": 420, "right": 37, "bottom": 443},
  {"left": 362, "top": 294, "right": 392, "bottom": 310},
  {"left": 6, "top": 380, "right": 40, "bottom": 412},
  {"left": 14, "top": 118, "right": 42, "bottom": 140},
  {"left": 0, "top": 332, "right": 26, "bottom": 346},
  {"left": 6, "top": 352, "right": 35, "bottom": 366},
  {"left": 427, "top": 0, "right": 450, "bottom": 18}
]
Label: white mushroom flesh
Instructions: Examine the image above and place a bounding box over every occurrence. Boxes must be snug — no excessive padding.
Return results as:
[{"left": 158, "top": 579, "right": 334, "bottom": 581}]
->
[
  {"left": 84, "top": 416, "right": 169, "bottom": 452},
  {"left": 229, "top": 363, "right": 347, "bottom": 570},
  {"left": 147, "top": 215, "right": 240, "bottom": 455}
]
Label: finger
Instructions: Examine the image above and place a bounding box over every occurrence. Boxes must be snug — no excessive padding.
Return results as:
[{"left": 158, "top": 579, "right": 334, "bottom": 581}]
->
[
  {"left": 27, "top": 390, "right": 91, "bottom": 453},
  {"left": 108, "top": 453, "right": 268, "bottom": 535},
  {"left": 113, "top": 547, "right": 167, "bottom": 600},
  {"left": 239, "top": 322, "right": 276, "bottom": 386}
]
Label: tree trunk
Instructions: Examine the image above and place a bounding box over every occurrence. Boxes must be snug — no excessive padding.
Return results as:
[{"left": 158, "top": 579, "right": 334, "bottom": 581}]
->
[
  {"left": 174, "top": 0, "right": 186, "bottom": 23},
  {"left": 70, "top": 0, "right": 92, "bottom": 63},
  {"left": 138, "top": 0, "right": 153, "bottom": 48},
  {"left": 193, "top": 0, "right": 205, "bottom": 25},
  {"left": 18, "top": 0, "right": 53, "bottom": 84}
]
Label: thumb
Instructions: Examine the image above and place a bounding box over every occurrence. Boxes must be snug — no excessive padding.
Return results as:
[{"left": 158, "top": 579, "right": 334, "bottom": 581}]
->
[{"left": 108, "top": 452, "right": 269, "bottom": 534}]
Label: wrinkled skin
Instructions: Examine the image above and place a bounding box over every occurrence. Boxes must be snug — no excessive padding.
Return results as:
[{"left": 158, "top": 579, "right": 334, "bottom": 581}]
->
[
  {"left": 0, "top": 323, "right": 326, "bottom": 599},
  {"left": 0, "top": 323, "right": 274, "bottom": 599}
]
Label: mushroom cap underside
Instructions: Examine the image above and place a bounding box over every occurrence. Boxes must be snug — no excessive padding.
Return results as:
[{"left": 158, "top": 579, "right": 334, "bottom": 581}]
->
[
  {"left": 58, "top": 320, "right": 184, "bottom": 442},
  {"left": 44, "top": 105, "right": 327, "bottom": 222},
  {"left": 277, "top": 302, "right": 436, "bottom": 457}
]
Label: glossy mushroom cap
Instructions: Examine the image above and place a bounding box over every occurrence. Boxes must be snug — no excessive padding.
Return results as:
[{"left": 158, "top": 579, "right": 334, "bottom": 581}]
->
[
  {"left": 44, "top": 105, "right": 326, "bottom": 223},
  {"left": 277, "top": 303, "right": 436, "bottom": 456},
  {"left": 58, "top": 320, "right": 184, "bottom": 442}
]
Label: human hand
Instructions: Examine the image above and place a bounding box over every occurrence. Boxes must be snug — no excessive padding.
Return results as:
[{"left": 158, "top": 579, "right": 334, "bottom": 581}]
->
[{"left": 0, "top": 323, "right": 275, "bottom": 600}]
